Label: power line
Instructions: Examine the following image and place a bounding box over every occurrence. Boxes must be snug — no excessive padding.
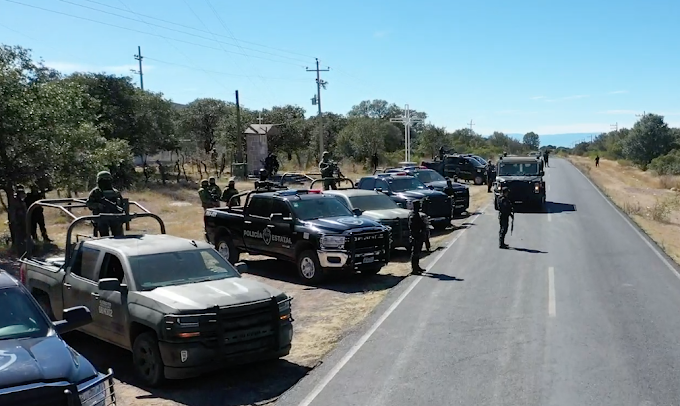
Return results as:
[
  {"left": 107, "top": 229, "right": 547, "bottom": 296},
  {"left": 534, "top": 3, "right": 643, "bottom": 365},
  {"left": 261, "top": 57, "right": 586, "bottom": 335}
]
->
[
  {"left": 307, "top": 58, "right": 330, "bottom": 158},
  {"left": 4, "top": 0, "right": 308, "bottom": 67},
  {"left": 142, "top": 56, "right": 308, "bottom": 81},
  {"left": 77, "top": 0, "right": 315, "bottom": 59},
  {"left": 54, "top": 0, "right": 310, "bottom": 65}
]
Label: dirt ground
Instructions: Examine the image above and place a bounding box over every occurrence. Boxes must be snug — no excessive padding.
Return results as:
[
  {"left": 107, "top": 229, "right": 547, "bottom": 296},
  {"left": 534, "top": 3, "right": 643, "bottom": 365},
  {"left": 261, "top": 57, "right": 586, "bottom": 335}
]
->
[
  {"left": 0, "top": 173, "right": 490, "bottom": 406},
  {"left": 568, "top": 156, "right": 680, "bottom": 264}
]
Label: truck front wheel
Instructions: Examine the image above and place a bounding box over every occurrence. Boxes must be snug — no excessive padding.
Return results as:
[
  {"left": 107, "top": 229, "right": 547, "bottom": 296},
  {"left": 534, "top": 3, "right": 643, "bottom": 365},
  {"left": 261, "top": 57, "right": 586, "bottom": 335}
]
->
[
  {"left": 297, "top": 250, "right": 326, "bottom": 285},
  {"left": 474, "top": 175, "right": 484, "bottom": 185},
  {"left": 132, "top": 332, "right": 165, "bottom": 387},
  {"left": 215, "top": 234, "right": 239, "bottom": 264}
]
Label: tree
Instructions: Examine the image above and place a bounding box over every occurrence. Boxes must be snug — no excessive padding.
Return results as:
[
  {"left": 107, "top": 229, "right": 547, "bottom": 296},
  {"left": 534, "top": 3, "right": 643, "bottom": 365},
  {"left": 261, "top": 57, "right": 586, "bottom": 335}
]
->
[
  {"left": 133, "top": 89, "right": 178, "bottom": 159},
  {"left": 347, "top": 99, "right": 401, "bottom": 120},
  {"left": 523, "top": 132, "right": 540, "bottom": 150},
  {"left": 335, "top": 118, "right": 400, "bottom": 162},
  {"left": 261, "top": 105, "right": 309, "bottom": 157},
  {"left": 176, "top": 98, "right": 230, "bottom": 155},
  {"left": 622, "top": 114, "right": 676, "bottom": 167},
  {"left": 417, "top": 124, "right": 449, "bottom": 158}
]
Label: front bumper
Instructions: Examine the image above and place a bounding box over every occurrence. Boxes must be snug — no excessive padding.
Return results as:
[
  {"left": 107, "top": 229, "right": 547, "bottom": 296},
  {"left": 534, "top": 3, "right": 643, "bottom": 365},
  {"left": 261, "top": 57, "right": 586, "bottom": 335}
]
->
[
  {"left": 317, "top": 249, "right": 388, "bottom": 270},
  {"left": 159, "top": 322, "right": 293, "bottom": 380}
]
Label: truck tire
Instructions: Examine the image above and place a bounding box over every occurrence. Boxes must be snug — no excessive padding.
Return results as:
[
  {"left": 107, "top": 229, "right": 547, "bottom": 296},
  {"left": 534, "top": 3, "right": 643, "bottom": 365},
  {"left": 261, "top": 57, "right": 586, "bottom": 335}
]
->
[
  {"left": 361, "top": 265, "right": 382, "bottom": 276},
  {"left": 215, "top": 234, "right": 239, "bottom": 264},
  {"left": 296, "top": 250, "right": 326, "bottom": 285},
  {"left": 474, "top": 175, "right": 484, "bottom": 185},
  {"left": 132, "top": 332, "right": 165, "bottom": 387}
]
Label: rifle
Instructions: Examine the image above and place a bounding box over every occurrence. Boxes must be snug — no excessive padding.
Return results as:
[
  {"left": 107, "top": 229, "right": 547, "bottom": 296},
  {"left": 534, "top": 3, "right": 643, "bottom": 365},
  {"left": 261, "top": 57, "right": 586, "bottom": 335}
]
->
[
  {"left": 101, "top": 197, "right": 124, "bottom": 213},
  {"left": 511, "top": 215, "right": 514, "bottom": 235}
]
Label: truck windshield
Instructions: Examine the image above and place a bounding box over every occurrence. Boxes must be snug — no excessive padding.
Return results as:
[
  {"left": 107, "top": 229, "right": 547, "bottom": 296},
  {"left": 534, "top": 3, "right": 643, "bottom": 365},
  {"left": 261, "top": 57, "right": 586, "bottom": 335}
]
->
[
  {"left": 498, "top": 162, "right": 540, "bottom": 176},
  {"left": 291, "top": 197, "right": 353, "bottom": 220},
  {"left": 389, "top": 177, "right": 426, "bottom": 192},
  {"left": 128, "top": 249, "right": 241, "bottom": 290},
  {"left": 0, "top": 287, "right": 51, "bottom": 340},
  {"left": 349, "top": 194, "right": 399, "bottom": 211},
  {"left": 414, "top": 170, "right": 445, "bottom": 183}
]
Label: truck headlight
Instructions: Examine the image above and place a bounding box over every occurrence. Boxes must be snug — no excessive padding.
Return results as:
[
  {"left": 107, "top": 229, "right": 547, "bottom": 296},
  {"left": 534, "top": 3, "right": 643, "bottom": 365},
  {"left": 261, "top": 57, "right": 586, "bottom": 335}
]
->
[
  {"left": 164, "top": 314, "right": 212, "bottom": 338},
  {"left": 79, "top": 381, "right": 106, "bottom": 406},
  {"left": 320, "top": 235, "right": 345, "bottom": 249},
  {"left": 534, "top": 183, "right": 540, "bottom": 192}
]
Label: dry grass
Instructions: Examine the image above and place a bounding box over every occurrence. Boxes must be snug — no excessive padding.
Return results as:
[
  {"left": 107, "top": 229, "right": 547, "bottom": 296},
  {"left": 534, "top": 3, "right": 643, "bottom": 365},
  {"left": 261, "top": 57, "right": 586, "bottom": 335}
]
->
[
  {"left": 568, "top": 156, "right": 680, "bottom": 263},
  {"left": 0, "top": 166, "right": 490, "bottom": 406}
]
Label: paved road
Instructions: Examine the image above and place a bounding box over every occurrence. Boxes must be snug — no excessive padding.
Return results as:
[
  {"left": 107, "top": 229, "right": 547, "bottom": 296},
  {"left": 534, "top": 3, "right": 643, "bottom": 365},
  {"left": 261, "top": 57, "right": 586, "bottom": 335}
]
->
[{"left": 277, "top": 158, "right": 680, "bottom": 406}]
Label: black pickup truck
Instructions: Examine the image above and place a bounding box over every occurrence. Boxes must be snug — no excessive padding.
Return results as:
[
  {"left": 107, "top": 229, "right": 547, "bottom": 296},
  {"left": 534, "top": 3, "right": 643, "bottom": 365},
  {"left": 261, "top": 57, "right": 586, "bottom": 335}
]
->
[
  {"left": 204, "top": 188, "right": 392, "bottom": 284},
  {"left": 0, "top": 270, "right": 116, "bottom": 406}
]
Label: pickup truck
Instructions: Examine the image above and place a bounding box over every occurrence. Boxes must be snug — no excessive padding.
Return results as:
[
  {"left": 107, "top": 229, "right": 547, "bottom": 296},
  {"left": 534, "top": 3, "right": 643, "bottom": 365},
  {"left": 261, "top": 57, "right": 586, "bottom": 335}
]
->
[
  {"left": 0, "top": 270, "right": 116, "bottom": 406},
  {"left": 205, "top": 188, "right": 392, "bottom": 284},
  {"left": 20, "top": 201, "right": 294, "bottom": 387}
]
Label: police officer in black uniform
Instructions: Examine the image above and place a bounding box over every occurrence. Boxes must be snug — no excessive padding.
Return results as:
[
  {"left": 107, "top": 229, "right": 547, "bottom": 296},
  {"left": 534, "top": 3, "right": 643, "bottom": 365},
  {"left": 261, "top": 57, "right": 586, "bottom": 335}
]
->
[
  {"left": 254, "top": 168, "right": 271, "bottom": 189},
  {"left": 486, "top": 161, "right": 496, "bottom": 193},
  {"left": 497, "top": 187, "right": 515, "bottom": 249},
  {"left": 408, "top": 200, "right": 427, "bottom": 275}
]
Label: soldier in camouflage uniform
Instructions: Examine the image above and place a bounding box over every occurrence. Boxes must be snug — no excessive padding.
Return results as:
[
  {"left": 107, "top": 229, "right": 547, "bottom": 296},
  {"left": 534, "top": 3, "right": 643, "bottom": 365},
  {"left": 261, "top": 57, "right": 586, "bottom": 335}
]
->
[
  {"left": 198, "top": 179, "right": 213, "bottom": 210},
  {"left": 208, "top": 176, "right": 221, "bottom": 207},
  {"left": 220, "top": 178, "right": 240, "bottom": 207},
  {"left": 319, "top": 151, "right": 338, "bottom": 190},
  {"left": 86, "top": 171, "right": 124, "bottom": 237}
]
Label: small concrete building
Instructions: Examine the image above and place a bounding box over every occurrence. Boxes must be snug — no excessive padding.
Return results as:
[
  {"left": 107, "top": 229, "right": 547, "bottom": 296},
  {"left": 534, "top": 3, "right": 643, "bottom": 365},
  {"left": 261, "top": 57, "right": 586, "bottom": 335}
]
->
[{"left": 244, "top": 124, "right": 280, "bottom": 175}]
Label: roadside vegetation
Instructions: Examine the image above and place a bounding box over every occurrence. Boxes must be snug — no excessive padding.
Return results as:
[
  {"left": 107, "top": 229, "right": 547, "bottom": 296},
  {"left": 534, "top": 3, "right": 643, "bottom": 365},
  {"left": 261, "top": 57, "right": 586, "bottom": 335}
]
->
[{"left": 568, "top": 113, "right": 680, "bottom": 265}]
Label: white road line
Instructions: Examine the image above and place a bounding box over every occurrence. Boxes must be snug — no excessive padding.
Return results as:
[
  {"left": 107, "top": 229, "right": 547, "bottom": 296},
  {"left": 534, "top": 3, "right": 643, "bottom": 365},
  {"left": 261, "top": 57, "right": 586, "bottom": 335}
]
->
[
  {"left": 547, "top": 212, "right": 552, "bottom": 222},
  {"left": 548, "top": 266, "right": 556, "bottom": 317},
  {"left": 296, "top": 202, "right": 491, "bottom": 406},
  {"left": 572, "top": 162, "right": 680, "bottom": 281}
]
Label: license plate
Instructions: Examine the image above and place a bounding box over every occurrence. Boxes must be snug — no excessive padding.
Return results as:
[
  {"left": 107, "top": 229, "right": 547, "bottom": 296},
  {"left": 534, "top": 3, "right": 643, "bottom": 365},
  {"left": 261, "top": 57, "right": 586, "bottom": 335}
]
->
[{"left": 363, "top": 256, "right": 374, "bottom": 264}]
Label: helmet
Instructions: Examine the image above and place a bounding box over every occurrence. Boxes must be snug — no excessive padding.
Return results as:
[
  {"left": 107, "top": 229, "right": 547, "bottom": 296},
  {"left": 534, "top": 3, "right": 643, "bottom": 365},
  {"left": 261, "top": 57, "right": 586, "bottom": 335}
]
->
[
  {"left": 96, "top": 171, "right": 112, "bottom": 181},
  {"left": 200, "top": 179, "right": 209, "bottom": 186},
  {"left": 228, "top": 177, "right": 235, "bottom": 184},
  {"left": 322, "top": 151, "right": 330, "bottom": 158},
  {"left": 209, "top": 176, "right": 216, "bottom": 183},
  {"left": 15, "top": 184, "right": 25, "bottom": 193}
]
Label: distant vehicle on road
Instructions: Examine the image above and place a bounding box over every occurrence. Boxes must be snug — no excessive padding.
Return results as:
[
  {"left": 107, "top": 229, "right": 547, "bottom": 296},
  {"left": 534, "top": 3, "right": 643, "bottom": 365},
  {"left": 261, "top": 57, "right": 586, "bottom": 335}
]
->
[
  {"left": 0, "top": 270, "right": 116, "bottom": 406},
  {"left": 205, "top": 188, "right": 392, "bottom": 284},
  {"left": 493, "top": 156, "right": 546, "bottom": 209},
  {"left": 20, "top": 200, "right": 294, "bottom": 387},
  {"left": 421, "top": 154, "right": 488, "bottom": 185}
]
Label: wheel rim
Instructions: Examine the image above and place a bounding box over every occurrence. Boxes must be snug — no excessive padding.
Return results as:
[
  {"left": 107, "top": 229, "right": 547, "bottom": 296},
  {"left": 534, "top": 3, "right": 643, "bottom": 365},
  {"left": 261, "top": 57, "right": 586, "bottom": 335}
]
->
[
  {"left": 300, "top": 257, "right": 316, "bottom": 279},
  {"left": 134, "top": 341, "right": 158, "bottom": 382},
  {"left": 217, "top": 241, "right": 230, "bottom": 259}
]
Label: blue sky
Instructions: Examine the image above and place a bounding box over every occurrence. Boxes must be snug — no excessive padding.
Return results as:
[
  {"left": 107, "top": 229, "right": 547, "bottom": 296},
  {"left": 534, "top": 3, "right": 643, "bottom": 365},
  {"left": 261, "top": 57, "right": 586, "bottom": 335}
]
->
[{"left": 2, "top": 0, "right": 679, "bottom": 144}]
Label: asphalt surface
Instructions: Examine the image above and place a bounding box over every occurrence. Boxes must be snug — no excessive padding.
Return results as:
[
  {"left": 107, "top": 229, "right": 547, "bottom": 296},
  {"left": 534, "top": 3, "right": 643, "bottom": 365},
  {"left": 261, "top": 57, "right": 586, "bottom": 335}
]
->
[{"left": 277, "top": 158, "right": 680, "bottom": 406}]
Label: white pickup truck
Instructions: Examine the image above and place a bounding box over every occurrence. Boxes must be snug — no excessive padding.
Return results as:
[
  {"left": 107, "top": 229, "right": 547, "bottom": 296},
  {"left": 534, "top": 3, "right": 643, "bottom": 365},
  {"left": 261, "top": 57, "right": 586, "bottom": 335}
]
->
[{"left": 19, "top": 199, "right": 294, "bottom": 387}]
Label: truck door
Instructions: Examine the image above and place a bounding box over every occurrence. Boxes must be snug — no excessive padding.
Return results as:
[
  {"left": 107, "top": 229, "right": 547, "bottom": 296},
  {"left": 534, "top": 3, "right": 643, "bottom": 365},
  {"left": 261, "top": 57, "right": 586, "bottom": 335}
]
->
[
  {"left": 63, "top": 246, "right": 103, "bottom": 337},
  {"left": 93, "top": 252, "right": 129, "bottom": 348},
  {"left": 243, "top": 196, "right": 272, "bottom": 253},
  {"left": 269, "top": 199, "right": 294, "bottom": 257}
]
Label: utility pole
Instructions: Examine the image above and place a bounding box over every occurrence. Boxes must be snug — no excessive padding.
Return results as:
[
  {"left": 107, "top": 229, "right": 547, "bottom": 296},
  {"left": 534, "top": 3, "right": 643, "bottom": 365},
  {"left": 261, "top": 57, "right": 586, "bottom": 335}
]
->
[
  {"left": 306, "top": 58, "right": 329, "bottom": 159},
  {"left": 610, "top": 123, "right": 618, "bottom": 132},
  {"left": 234, "top": 90, "right": 244, "bottom": 175},
  {"left": 468, "top": 120, "right": 475, "bottom": 132},
  {"left": 636, "top": 111, "right": 646, "bottom": 119},
  {"left": 131, "top": 46, "right": 144, "bottom": 90},
  {"left": 390, "top": 105, "right": 423, "bottom": 162}
]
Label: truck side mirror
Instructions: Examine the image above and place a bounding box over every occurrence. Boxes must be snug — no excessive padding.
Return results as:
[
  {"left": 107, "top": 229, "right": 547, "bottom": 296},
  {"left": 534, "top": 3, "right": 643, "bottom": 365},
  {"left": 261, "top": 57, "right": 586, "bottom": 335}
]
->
[
  {"left": 98, "top": 278, "right": 121, "bottom": 291},
  {"left": 54, "top": 306, "right": 92, "bottom": 334},
  {"left": 539, "top": 170, "right": 545, "bottom": 176},
  {"left": 352, "top": 208, "right": 363, "bottom": 216},
  {"left": 234, "top": 261, "right": 248, "bottom": 274}
]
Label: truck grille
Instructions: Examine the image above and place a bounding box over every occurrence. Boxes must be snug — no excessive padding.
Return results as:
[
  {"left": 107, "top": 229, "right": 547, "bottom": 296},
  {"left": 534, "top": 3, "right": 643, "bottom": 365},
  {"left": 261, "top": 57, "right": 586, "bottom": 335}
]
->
[
  {"left": 381, "top": 219, "right": 410, "bottom": 245},
  {"left": 507, "top": 181, "right": 534, "bottom": 201},
  {"left": 206, "top": 299, "right": 278, "bottom": 354},
  {"left": 453, "top": 189, "right": 469, "bottom": 207},
  {"left": 352, "top": 231, "right": 386, "bottom": 252},
  {"left": 423, "top": 196, "right": 451, "bottom": 218},
  {"left": 0, "top": 385, "right": 70, "bottom": 406}
]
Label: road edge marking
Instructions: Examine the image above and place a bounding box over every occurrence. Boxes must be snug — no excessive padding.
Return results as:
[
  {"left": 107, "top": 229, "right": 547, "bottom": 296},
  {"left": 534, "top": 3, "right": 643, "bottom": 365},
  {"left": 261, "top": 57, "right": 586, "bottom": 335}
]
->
[
  {"left": 296, "top": 202, "right": 491, "bottom": 406},
  {"left": 570, "top": 160, "right": 680, "bottom": 281},
  {"left": 548, "top": 266, "right": 556, "bottom": 317}
]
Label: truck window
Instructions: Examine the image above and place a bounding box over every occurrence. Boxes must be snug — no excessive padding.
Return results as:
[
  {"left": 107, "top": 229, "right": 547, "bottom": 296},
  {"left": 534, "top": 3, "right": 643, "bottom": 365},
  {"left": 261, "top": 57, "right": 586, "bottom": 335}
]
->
[
  {"left": 128, "top": 249, "right": 240, "bottom": 290},
  {"left": 248, "top": 197, "right": 273, "bottom": 217},
  {"left": 99, "top": 253, "right": 126, "bottom": 284},
  {"left": 0, "top": 287, "right": 50, "bottom": 340},
  {"left": 375, "top": 179, "right": 389, "bottom": 191},
  {"left": 272, "top": 200, "right": 291, "bottom": 217},
  {"left": 70, "top": 246, "right": 101, "bottom": 281},
  {"left": 359, "top": 178, "right": 375, "bottom": 189}
]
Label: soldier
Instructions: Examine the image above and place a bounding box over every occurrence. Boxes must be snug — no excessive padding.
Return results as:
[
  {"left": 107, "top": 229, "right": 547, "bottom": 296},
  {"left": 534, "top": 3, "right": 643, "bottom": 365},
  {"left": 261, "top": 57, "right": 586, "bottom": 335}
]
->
[
  {"left": 486, "top": 161, "right": 496, "bottom": 193},
  {"left": 408, "top": 200, "right": 427, "bottom": 275},
  {"left": 543, "top": 149, "right": 550, "bottom": 167},
  {"left": 371, "top": 152, "right": 379, "bottom": 172},
  {"left": 254, "top": 168, "right": 270, "bottom": 189},
  {"left": 269, "top": 153, "right": 280, "bottom": 176},
  {"left": 86, "top": 171, "right": 124, "bottom": 237},
  {"left": 12, "top": 185, "right": 28, "bottom": 246},
  {"left": 497, "top": 187, "right": 515, "bottom": 249},
  {"left": 221, "top": 178, "right": 241, "bottom": 207},
  {"left": 503, "top": 151, "right": 508, "bottom": 158},
  {"left": 438, "top": 146, "right": 445, "bottom": 161},
  {"left": 595, "top": 155, "right": 600, "bottom": 167},
  {"left": 25, "top": 185, "right": 51, "bottom": 243},
  {"left": 208, "top": 176, "right": 221, "bottom": 207},
  {"left": 198, "top": 179, "right": 213, "bottom": 210},
  {"left": 319, "top": 151, "right": 337, "bottom": 190}
]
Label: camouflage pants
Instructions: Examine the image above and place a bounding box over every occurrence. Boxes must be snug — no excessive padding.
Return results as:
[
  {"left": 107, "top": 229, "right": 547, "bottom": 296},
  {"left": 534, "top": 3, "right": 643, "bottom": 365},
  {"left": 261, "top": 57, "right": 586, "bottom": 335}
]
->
[
  {"left": 323, "top": 179, "right": 337, "bottom": 190},
  {"left": 96, "top": 220, "right": 123, "bottom": 237},
  {"left": 499, "top": 215, "right": 510, "bottom": 245}
]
